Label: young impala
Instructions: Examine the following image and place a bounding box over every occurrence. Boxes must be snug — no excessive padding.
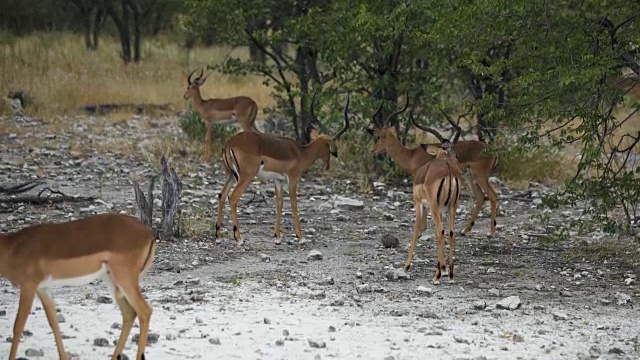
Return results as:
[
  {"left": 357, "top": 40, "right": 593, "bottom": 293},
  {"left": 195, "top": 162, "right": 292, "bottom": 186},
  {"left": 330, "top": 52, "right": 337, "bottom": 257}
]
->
[
  {"left": 404, "top": 126, "right": 463, "bottom": 284},
  {"left": 216, "top": 92, "right": 351, "bottom": 245},
  {"left": 0, "top": 213, "right": 156, "bottom": 360},
  {"left": 367, "top": 98, "right": 498, "bottom": 237},
  {"left": 184, "top": 68, "right": 260, "bottom": 162}
]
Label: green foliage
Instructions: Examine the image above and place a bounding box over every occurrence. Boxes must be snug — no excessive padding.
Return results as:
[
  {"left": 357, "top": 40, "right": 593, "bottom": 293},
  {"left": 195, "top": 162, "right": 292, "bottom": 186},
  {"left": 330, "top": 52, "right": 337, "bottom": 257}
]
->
[
  {"left": 183, "top": 0, "right": 640, "bottom": 234},
  {"left": 178, "top": 108, "right": 238, "bottom": 153},
  {"left": 497, "top": 146, "right": 573, "bottom": 187},
  {"left": 178, "top": 108, "right": 206, "bottom": 142}
]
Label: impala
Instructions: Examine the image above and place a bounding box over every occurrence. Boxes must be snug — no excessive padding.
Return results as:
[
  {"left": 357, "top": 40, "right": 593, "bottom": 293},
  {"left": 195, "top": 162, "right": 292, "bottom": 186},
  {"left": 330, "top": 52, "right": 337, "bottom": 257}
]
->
[
  {"left": 0, "top": 213, "right": 156, "bottom": 360},
  {"left": 404, "top": 126, "right": 463, "bottom": 284},
  {"left": 216, "top": 92, "right": 350, "bottom": 245},
  {"left": 367, "top": 101, "right": 498, "bottom": 237},
  {"left": 184, "top": 68, "right": 260, "bottom": 162}
]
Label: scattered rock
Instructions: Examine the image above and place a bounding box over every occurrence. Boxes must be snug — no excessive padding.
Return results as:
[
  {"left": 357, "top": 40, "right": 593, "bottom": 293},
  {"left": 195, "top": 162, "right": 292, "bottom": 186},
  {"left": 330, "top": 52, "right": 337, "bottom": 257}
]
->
[
  {"left": 307, "top": 250, "right": 323, "bottom": 261},
  {"left": 381, "top": 234, "right": 399, "bottom": 248},
  {"left": 385, "top": 268, "right": 410, "bottom": 281},
  {"left": 132, "top": 333, "right": 160, "bottom": 344},
  {"left": 195, "top": 317, "right": 203, "bottom": 324},
  {"left": 383, "top": 356, "right": 395, "bottom": 360},
  {"left": 259, "top": 254, "right": 271, "bottom": 262},
  {"left": 473, "top": 300, "right": 487, "bottom": 310},
  {"left": 496, "top": 296, "right": 521, "bottom": 310},
  {"left": 488, "top": 288, "right": 500, "bottom": 297},
  {"left": 308, "top": 339, "right": 327, "bottom": 348},
  {"left": 263, "top": 317, "right": 271, "bottom": 325},
  {"left": 275, "top": 339, "right": 285, "bottom": 346},
  {"left": 283, "top": 330, "right": 290, "bottom": 336},
  {"left": 209, "top": 337, "right": 221, "bottom": 345},
  {"left": 333, "top": 196, "right": 364, "bottom": 210},
  {"left": 0, "top": 310, "right": 6, "bottom": 316},
  {"left": 24, "top": 348, "right": 44, "bottom": 357},
  {"left": 57, "top": 314, "right": 65, "bottom": 323},
  {"left": 166, "top": 334, "right": 176, "bottom": 341},
  {"left": 356, "top": 284, "right": 372, "bottom": 294},
  {"left": 328, "top": 326, "right": 336, "bottom": 332},
  {"left": 383, "top": 213, "right": 395, "bottom": 221},
  {"left": 454, "top": 336, "right": 470, "bottom": 344},
  {"left": 416, "top": 286, "right": 433, "bottom": 295},
  {"left": 93, "top": 338, "right": 109, "bottom": 347},
  {"left": 615, "top": 292, "right": 632, "bottom": 306},
  {"left": 512, "top": 334, "right": 525, "bottom": 342},
  {"left": 552, "top": 312, "right": 569, "bottom": 321},
  {"left": 96, "top": 296, "right": 112, "bottom": 304}
]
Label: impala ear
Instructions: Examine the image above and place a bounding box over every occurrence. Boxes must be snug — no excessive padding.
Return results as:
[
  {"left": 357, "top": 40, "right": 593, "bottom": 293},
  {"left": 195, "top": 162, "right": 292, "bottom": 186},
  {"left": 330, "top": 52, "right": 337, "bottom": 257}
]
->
[
  {"left": 386, "top": 127, "right": 397, "bottom": 135},
  {"left": 309, "top": 128, "right": 320, "bottom": 139},
  {"left": 424, "top": 144, "right": 442, "bottom": 156}
]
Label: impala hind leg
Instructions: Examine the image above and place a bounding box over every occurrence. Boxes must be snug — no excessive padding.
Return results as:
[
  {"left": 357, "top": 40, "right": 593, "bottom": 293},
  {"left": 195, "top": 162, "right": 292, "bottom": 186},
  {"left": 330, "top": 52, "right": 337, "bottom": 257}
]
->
[
  {"left": 216, "top": 172, "right": 233, "bottom": 239},
  {"left": 432, "top": 211, "right": 446, "bottom": 285},
  {"left": 229, "top": 177, "right": 254, "bottom": 245},
  {"left": 273, "top": 180, "right": 284, "bottom": 241},
  {"left": 112, "top": 277, "right": 152, "bottom": 360},
  {"left": 9, "top": 285, "right": 36, "bottom": 360},
  {"left": 111, "top": 288, "right": 137, "bottom": 360},
  {"left": 448, "top": 203, "right": 457, "bottom": 283},
  {"left": 476, "top": 177, "right": 498, "bottom": 237},
  {"left": 461, "top": 170, "right": 485, "bottom": 236},
  {"left": 37, "top": 290, "right": 68, "bottom": 360},
  {"left": 404, "top": 201, "right": 423, "bottom": 272}
]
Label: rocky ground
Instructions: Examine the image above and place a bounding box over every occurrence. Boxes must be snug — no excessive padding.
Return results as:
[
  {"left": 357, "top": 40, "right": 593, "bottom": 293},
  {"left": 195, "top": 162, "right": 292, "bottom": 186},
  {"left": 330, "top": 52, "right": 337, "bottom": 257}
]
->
[{"left": 0, "top": 114, "right": 639, "bottom": 360}]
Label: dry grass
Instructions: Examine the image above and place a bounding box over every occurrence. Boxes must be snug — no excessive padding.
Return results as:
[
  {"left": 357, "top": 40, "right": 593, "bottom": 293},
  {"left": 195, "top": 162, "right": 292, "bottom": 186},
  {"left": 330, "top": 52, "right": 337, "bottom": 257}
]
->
[{"left": 0, "top": 32, "right": 274, "bottom": 118}]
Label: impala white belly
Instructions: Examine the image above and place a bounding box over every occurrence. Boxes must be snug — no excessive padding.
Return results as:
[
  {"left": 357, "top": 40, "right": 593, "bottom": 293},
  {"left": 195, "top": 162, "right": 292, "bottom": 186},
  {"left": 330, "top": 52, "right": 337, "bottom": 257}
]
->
[
  {"left": 38, "top": 263, "right": 110, "bottom": 290},
  {"left": 214, "top": 118, "right": 237, "bottom": 125},
  {"left": 257, "top": 170, "right": 287, "bottom": 182}
]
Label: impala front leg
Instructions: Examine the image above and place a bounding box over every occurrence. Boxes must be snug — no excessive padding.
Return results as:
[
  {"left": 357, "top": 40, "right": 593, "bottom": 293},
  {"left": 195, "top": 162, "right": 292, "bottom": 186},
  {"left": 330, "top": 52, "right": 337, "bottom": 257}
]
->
[
  {"left": 288, "top": 179, "right": 303, "bottom": 240},
  {"left": 9, "top": 285, "right": 36, "bottom": 360},
  {"left": 37, "top": 290, "right": 68, "bottom": 360},
  {"left": 203, "top": 120, "right": 214, "bottom": 163}
]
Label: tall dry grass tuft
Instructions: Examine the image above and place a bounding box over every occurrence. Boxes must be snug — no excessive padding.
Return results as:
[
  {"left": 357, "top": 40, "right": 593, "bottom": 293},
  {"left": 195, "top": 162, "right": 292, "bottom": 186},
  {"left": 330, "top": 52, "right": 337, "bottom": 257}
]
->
[{"left": 0, "top": 32, "right": 274, "bottom": 117}]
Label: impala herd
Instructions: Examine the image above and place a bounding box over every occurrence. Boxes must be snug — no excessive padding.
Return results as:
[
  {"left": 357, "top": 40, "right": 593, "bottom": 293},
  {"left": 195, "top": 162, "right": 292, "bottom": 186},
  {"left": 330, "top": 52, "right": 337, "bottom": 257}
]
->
[{"left": 0, "top": 67, "right": 499, "bottom": 360}]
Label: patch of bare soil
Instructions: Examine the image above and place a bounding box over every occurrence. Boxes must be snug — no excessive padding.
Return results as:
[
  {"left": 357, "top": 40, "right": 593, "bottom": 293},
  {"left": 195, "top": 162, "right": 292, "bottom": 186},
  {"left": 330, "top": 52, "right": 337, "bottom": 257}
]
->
[{"left": 0, "top": 114, "right": 639, "bottom": 360}]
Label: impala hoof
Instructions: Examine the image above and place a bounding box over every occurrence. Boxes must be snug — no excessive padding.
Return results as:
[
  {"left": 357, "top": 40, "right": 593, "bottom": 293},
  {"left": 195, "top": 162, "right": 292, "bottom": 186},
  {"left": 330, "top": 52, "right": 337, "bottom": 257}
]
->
[
  {"left": 403, "top": 263, "right": 411, "bottom": 272},
  {"left": 432, "top": 278, "right": 441, "bottom": 285}
]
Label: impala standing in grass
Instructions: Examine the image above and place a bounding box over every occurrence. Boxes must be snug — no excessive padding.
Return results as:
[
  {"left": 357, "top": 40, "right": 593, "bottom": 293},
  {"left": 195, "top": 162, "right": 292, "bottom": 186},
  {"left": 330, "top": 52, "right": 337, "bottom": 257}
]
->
[{"left": 183, "top": 68, "right": 260, "bottom": 162}]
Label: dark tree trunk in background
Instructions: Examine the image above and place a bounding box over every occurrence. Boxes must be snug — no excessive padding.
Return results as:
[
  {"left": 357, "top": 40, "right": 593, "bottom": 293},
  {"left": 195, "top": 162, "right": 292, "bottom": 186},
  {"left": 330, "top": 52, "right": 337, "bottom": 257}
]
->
[
  {"left": 248, "top": 17, "right": 267, "bottom": 64},
  {"left": 106, "top": 0, "right": 143, "bottom": 64},
  {"left": 128, "top": 0, "right": 142, "bottom": 63},
  {"left": 69, "top": 0, "right": 105, "bottom": 50},
  {"left": 296, "top": 46, "right": 312, "bottom": 144}
]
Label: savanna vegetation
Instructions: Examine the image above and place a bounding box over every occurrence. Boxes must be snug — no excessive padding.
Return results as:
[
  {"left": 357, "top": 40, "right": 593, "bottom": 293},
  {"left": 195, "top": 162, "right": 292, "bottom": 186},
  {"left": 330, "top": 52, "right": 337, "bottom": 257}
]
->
[{"left": 1, "top": 0, "right": 639, "bottom": 235}]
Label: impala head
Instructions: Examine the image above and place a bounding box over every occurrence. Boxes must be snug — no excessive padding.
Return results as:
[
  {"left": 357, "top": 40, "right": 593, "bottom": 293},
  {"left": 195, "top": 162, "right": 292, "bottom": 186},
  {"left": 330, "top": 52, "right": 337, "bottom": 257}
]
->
[
  {"left": 366, "top": 94, "right": 409, "bottom": 154},
  {"left": 308, "top": 90, "right": 351, "bottom": 169},
  {"left": 184, "top": 68, "right": 208, "bottom": 100},
  {"left": 412, "top": 112, "right": 461, "bottom": 160}
]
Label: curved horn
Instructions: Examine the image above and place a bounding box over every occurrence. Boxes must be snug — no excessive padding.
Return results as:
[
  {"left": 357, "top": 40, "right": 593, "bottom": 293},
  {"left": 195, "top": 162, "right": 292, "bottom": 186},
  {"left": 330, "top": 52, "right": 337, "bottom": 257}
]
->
[
  {"left": 196, "top": 68, "right": 204, "bottom": 82},
  {"left": 371, "top": 100, "right": 385, "bottom": 128},
  {"left": 438, "top": 108, "right": 462, "bottom": 144},
  {"left": 382, "top": 92, "right": 409, "bottom": 125},
  {"left": 411, "top": 113, "right": 446, "bottom": 143},
  {"left": 333, "top": 92, "right": 350, "bottom": 140},
  {"left": 187, "top": 68, "right": 199, "bottom": 85}
]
